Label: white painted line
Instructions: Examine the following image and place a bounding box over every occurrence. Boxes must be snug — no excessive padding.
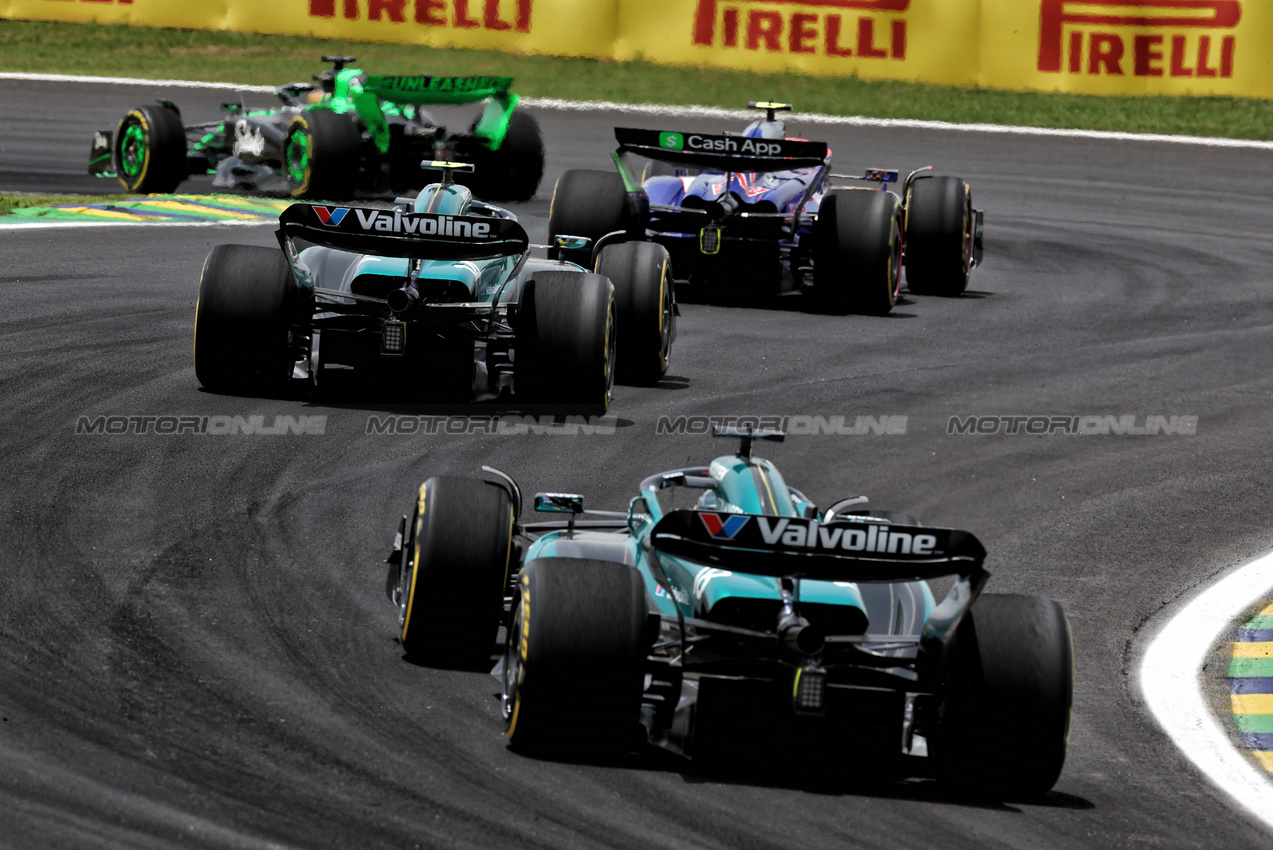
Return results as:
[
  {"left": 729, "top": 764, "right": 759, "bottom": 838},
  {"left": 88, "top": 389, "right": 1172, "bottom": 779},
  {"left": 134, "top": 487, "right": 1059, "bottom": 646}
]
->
[
  {"left": 0, "top": 219, "right": 273, "bottom": 231},
  {"left": 1140, "top": 548, "right": 1273, "bottom": 833},
  {"left": 0, "top": 71, "right": 274, "bottom": 93},
  {"left": 5, "top": 71, "right": 1271, "bottom": 150},
  {"left": 522, "top": 97, "right": 1273, "bottom": 150}
]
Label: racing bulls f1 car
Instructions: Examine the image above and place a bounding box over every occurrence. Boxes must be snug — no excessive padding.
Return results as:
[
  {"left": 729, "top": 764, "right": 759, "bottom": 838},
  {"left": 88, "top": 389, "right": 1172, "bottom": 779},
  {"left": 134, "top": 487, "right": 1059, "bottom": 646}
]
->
[
  {"left": 547, "top": 102, "right": 984, "bottom": 314},
  {"left": 193, "top": 161, "right": 674, "bottom": 407},
  {"left": 91, "top": 56, "right": 544, "bottom": 201},
  {"left": 384, "top": 428, "right": 1072, "bottom": 796}
]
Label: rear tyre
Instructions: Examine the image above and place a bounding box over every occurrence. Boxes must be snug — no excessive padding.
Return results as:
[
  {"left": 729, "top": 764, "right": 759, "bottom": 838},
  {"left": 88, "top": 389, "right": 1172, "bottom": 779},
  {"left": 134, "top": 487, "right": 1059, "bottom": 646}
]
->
[
  {"left": 547, "top": 169, "right": 627, "bottom": 267},
  {"left": 937, "top": 593, "right": 1073, "bottom": 797},
  {"left": 284, "top": 109, "right": 362, "bottom": 199},
  {"left": 502, "top": 558, "right": 648, "bottom": 755},
  {"left": 114, "top": 103, "right": 186, "bottom": 194},
  {"left": 813, "top": 190, "right": 901, "bottom": 315},
  {"left": 463, "top": 109, "right": 545, "bottom": 202},
  {"left": 395, "top": 476, "right": 515, "bottom": 667},
  {"left": 595, "top": 241, "right": 673, "bottom": 385},
  {"left": 904, "top": 175, "right": 972, "bottom": 296},
  {"left": 194, "top": 245, "right": 296, "bottom": 394},
  {"left": 514, "top": 272, "right": 616, "bottom": 415}
]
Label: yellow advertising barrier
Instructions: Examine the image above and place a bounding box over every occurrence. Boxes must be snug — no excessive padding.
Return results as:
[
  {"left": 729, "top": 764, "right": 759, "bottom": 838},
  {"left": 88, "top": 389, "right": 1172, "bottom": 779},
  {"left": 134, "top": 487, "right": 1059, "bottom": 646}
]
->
[{"left": 3, "top": 0, "right": 1271, "bottom": 98}]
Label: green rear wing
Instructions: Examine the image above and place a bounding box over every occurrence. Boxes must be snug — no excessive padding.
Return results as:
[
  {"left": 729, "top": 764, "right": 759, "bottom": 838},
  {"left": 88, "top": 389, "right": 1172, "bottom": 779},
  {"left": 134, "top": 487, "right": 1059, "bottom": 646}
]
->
[{"left": 346, "top": 74, "right": 519, "bottom": 152}]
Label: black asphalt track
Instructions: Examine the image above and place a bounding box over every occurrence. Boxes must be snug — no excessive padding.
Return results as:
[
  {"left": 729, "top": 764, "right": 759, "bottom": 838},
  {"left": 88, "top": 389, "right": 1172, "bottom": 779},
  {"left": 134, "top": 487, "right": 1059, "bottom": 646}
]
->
[{"left": 3, "top": 78, "right": 1273, "bottom": 848}]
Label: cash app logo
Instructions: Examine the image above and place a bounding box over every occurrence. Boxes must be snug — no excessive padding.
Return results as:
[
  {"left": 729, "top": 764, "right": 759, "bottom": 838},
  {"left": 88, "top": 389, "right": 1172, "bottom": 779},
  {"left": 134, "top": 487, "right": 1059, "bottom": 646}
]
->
[{"left": 658, "top": 131, "right": 684, "bottom": 150}]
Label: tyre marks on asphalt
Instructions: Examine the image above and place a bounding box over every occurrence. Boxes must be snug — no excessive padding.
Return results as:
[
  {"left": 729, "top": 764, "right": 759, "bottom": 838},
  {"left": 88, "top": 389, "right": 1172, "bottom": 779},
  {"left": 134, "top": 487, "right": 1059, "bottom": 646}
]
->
[
  {"left": 1, "top": 194, "right": 289, "bottom": 224},
  {"left": 1231, "top": 603, "right": 1273, "bottom": 772}
]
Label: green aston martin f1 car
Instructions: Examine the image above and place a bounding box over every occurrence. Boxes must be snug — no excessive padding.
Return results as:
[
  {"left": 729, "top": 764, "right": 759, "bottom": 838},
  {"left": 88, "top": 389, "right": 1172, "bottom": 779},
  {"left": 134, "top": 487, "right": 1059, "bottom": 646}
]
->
[
  {"left": 384, "top": 427, "right": 1073, "bottom": 797},
  {"left": 194, "top": 161, "right": 673, "bottom": 406},
  {"left": 90, "top": 56, "right": 544, "bottom": 201}
]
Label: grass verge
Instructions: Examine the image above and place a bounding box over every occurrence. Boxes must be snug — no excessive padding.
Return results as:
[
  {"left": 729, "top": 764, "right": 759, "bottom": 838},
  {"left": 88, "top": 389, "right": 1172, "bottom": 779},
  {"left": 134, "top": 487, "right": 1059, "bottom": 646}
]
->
[
  {"left": 1, "top": 20, "right": 1271, "bottom": 139},
  {"left": 0, "top": 192, "right": 132, "bottom": 215}
]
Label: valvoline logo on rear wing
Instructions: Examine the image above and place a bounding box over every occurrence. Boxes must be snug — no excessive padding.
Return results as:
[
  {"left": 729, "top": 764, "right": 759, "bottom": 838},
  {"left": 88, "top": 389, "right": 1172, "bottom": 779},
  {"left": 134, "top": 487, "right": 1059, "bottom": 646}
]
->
[
  {"left": 649, "top": 509, "right": 987, "bottom": 583},
  {"left": 616, "top": 128, "right": 828, "bottom": 172},
  {"left": 276, "top": 203, "right": 529, "bottom": 261}
]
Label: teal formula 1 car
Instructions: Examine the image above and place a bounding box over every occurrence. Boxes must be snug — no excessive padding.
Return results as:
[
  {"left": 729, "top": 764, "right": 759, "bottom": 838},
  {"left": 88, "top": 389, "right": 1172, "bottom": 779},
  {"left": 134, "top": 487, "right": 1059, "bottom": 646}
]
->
[
  {"left": 91, "top": 56, "right": 543, "bottom": 201},
  {"left": 385, "top": 428, "right": 1073, "bottom": 796},
  {"left": 193, "top": 162, "right": 674, "bottom": 405}
]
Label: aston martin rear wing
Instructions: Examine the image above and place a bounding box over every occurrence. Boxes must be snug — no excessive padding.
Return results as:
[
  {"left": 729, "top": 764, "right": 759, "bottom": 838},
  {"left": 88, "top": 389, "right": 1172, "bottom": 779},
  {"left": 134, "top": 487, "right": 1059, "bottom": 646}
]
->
[
  {"left": 275, "top": 203, "right": 529, "bottom": 262},
  {"left": 648, "top": 509, "right": 989, "bottom": 643},
  {"left": 615, "top": 128, "right": 828, "bottom": 173}
]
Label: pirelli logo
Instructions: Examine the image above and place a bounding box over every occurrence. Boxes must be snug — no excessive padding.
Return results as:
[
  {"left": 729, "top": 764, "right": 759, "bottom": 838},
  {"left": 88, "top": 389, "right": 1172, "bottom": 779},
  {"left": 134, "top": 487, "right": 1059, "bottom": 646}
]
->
[
  {"left": 692, "top": 0, "right": 909, "bottom": 60},
  {"left": 1038, "top": 0, "right": 1241, "bottom": 79},
  {"left": 307, "top": 0, "right": 532, "bottom": 31}
]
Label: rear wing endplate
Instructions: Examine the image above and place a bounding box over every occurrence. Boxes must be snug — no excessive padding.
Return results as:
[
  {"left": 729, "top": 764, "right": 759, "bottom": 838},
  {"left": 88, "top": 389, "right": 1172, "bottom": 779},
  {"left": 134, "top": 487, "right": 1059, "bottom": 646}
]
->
[
  {"left": 275, "top": 203, "right": 529, "bottom": 262},
  {"left": 616, "top": 128, "right": 828, "bottom": 173}
]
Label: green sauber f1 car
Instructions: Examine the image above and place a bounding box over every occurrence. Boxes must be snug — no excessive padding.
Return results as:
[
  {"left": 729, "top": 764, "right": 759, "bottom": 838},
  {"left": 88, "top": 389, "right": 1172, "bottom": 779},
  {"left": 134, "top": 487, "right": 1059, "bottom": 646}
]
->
[
  {"left": 384, "top": 427, "right": 1073, "bottom": 797},
  {"left": 90, "top": 56, "right": 544, "bottom": 201}
]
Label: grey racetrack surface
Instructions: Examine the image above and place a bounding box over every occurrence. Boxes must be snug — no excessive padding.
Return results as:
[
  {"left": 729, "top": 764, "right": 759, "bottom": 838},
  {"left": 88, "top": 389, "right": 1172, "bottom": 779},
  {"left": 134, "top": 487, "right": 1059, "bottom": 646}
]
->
[{"left": 3, "top": 79, "right": 1273, "bottom": 848}]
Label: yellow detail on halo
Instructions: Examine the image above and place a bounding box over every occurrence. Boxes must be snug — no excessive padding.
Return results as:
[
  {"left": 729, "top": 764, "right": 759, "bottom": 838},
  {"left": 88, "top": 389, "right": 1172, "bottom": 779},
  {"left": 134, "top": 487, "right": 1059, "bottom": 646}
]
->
[
  {"left": 1231, "top": 693, "right": 1273, "bottom": 714},
  {"left": 1233, "top": 642, "right": 1273, "bottom": 659},
  {"left": 1254, "top": 751, "right": 1273, "bottom": 771}
]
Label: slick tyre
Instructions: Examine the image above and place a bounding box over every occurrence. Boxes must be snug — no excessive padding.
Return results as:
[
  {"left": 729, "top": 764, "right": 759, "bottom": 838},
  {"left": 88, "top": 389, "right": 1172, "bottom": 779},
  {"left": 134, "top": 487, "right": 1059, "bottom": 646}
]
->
[
  {"left": 547, "top": 169, "right": 627, "bottom": 266},
  {"left": 502, "top": 558, "right": 648, "bottom": 756},
  {"left": 395, "top": 476, "right": 515, "bottom": 667},
  {"left": 284, "top": 109, "right": 362, "bottom": 200},
  {"left": 193, "top": 245, "right": 296, "bottom": 394},
  {"left": 462, "top": 109, "right": 545, "bottom": 202},
  {"left": 514, "top": 272, "right": 616, "bottom": 415},
  {"left": 937, "top": 593, "right": 1073, "bottom": 798},
  {"left": 595, "top": 241, "right": 673, "bottom": 385},
  {"left": 113, "top": 103, "right": 186, "bottom": 194},
  {"left": 905, "top": 175, "right": 973, "bottom": 296},
  {"left": 813, "top": 190, "right": 902, "bottom": 315}
]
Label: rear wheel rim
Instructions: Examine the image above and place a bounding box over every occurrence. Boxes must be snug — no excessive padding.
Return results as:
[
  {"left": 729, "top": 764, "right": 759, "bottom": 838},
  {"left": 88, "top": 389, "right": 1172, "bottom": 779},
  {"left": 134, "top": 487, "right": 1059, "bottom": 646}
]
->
[
  {"left": 603, "top": 300, "right": 617, "bottom": 410},
  {"left": 501, "top": 601, "right": 524, "bottom": 724}
]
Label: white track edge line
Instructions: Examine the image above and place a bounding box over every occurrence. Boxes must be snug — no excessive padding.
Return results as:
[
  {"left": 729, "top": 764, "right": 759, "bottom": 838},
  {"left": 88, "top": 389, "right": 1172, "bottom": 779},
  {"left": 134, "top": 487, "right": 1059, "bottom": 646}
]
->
[
  {"left": 1140, "top": 548, "right": 1273, "bottom": 833},
  {"left": 0, "top": 219, "right": 272, "bottom": 231},
  {"left": 4, "top": 71, "right": 1271, "bottom": 150}
]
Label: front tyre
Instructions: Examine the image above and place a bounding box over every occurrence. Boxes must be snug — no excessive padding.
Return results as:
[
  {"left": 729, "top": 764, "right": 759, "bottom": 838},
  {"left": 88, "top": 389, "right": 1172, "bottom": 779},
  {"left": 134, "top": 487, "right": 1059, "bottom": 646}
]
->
[
  {"left": 904, "top": 175, "right": 973, "bottom": 296},
  {"left": 193, "top": 245, "right": 297, "bottom": 394},
  {"left": 284, "top": 109, "right": 362, "bottom": 200},
  {"left": 502, "top": 558, "right": 648, "bottom": 756},
  {"left": 395, "top": 476, "right": 515, "bottom": 667},
  {"left": 113, "top": 103, "right": 186, "bottom": 194},
  {"left": 936, "top": 593, "right": 1073, "bottom": 798},
  {"left": 595, "top": 241, "right": 674, "bottom": 386},
  {"left": 813, "top": 190, "right": 902, "bottom": 315}
]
